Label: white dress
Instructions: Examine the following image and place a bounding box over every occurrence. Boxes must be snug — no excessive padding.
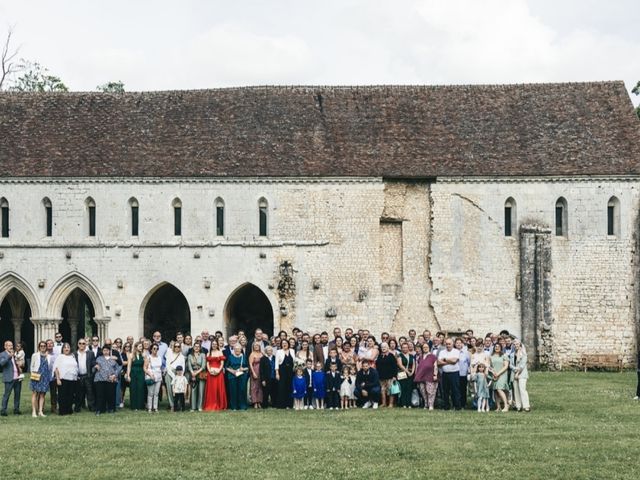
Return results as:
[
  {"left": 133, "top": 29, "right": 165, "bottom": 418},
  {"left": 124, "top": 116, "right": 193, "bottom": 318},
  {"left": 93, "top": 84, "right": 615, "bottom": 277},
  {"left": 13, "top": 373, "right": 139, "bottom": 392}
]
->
[{"left": 339, "top": 375, "right": 356, "bottom": 399}]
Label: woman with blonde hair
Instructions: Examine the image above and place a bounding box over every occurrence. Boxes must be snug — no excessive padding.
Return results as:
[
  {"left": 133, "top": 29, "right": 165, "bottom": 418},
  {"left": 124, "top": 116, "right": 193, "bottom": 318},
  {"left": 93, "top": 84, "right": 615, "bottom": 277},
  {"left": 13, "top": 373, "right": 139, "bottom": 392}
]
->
[
  {"left": 510, "top": 339, "right": 530, "bottom": 412},
  {"left": 248, "top": 342, "right": 264, "bottom": 408}
]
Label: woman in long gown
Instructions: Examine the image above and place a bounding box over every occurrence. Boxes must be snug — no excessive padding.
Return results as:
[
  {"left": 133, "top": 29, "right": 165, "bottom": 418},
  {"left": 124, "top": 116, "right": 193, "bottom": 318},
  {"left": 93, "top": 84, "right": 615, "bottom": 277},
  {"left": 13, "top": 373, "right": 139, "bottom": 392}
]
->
[
  {"left": 126, "top": 342, "right": 146, "bottom": 410},
  {"left": 248, "top": 342, "right": 264, "bottom": 408},
  {"left": 203, "top": 342, "right": 227, "bottom": 411},
  {"left": 275, "top": 338, "right": 295, "bottom": 409}
]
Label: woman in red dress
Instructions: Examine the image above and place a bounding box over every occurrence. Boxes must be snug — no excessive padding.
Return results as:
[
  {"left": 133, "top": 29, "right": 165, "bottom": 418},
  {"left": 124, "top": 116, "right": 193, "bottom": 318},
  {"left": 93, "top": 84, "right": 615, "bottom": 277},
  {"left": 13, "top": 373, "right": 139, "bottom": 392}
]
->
[{"left": 203, "top": 342, "right": 227, "bottom": 411}]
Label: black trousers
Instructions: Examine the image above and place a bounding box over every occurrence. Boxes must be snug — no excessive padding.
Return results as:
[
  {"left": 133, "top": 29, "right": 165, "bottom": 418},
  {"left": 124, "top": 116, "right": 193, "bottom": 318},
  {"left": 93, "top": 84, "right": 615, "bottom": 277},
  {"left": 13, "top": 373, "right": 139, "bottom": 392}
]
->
[
  {"left": 304, "top": 386, "right": 314, "bottom": 407},
  {"left": 442, "top": 372, "right": 462, "bottom": 410},
  {"left": 173, "top": 393, "right": 185, "bottom": 411},
  {"left": 636, "top": 372, "right": 640, "bottom": 397},
  {"left": 74, "top": 375, "right": 95, "bottom": 411},
  {"left": 95, "top": 381, "right": 116, "bottom": 413},
  {"left": 49, "top": 380, "right": 58, "bottom": 412},
  {"left": 326, "top": 391, "right": 340, "bottom": 409},
  {"left": 261, "top": 378, "right": 277, "bottom": 408},
  {"left": 58, "top": 379, "right": 76, "bottom": 415},
  {"left": 459, "top": 375, "right": 468, "bottom": 408}
]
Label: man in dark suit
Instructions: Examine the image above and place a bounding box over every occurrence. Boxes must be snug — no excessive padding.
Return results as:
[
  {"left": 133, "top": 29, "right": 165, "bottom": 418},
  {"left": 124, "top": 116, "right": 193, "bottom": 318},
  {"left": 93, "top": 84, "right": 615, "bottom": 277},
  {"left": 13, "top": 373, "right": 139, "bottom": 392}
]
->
[
  {"left": 325, "top": 362, "right": 342, "bottom": 410},
  {"left": 73, "top": 338, "right": 96, "bottom": 412},
  {"left": 355, "top": 359, "right": 381, "bottom": 408},
  {"left": 259, "top": 345, "right": 278, "bottom": 408},
  {"left": 0, "top": 341, "right": 22, "bottom": 416},
  {"left": 303, "top": 358, "right": 314, "bottom": 409}
]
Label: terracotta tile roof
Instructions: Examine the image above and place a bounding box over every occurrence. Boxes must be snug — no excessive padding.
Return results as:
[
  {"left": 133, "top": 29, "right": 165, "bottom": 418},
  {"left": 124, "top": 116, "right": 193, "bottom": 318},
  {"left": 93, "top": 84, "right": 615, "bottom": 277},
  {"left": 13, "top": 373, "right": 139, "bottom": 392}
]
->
[{"left": 0, "top": 81, "right": 638, "bottom": 178}]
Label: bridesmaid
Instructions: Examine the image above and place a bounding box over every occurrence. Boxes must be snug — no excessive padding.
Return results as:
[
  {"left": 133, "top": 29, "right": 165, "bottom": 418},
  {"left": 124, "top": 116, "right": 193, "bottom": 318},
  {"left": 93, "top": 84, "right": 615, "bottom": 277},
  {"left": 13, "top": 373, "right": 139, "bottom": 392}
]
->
[
  {"left": 203, "top": 341, "right": 227, "bottom": 411},
  {"left": 126, "top": 342, "right": 146, "bottom": 410},
  {"left": 248, "top": 342, "right": 264, "bottom": 409}
]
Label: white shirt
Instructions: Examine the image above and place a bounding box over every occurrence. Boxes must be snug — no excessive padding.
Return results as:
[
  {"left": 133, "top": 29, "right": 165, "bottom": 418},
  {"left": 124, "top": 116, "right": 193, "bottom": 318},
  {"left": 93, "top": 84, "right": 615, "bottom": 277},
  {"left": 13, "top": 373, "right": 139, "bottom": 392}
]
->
[
  {"left": 164, "top": 350, "right": 185, "bottom": 378},
  {"left": 53, "top": 342, "right": 64, "bottom": 355},
  {"left": 148, "top": 355, "right": 162, "bottom": 382},
  {"left": 53, "top": 354, "right": 79, "bottom": 381},
  {"left": 438, "top": 348, "right": 460, "bottom": 373},
  {"left": 172, "top": 375, "right": 188, "bottom": 394},
  {"left": 77, "top": 351, "right": 87, "bottom": 375}
]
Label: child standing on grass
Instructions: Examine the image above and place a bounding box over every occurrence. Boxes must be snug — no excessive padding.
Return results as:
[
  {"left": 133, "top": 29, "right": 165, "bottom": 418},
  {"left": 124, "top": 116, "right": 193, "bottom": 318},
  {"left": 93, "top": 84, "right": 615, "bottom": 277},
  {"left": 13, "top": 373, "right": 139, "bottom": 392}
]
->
[
  {"left": 325, "top": 362, "right": 341, "bottom": 410},
  {"left": 292, "top": 367, "right": 306, "bottom": 410},
  {"left": 471, "top": 363, "right": 490, "bottom": 412},
  {"left": 312, "top": 361, "right": 326, "bottom": 410},
  {"left": 171, "top": 366, "right": 188, "bottom": 412},
  {"left": 340, "top": 365, "right": 353, "bottom": 409}
]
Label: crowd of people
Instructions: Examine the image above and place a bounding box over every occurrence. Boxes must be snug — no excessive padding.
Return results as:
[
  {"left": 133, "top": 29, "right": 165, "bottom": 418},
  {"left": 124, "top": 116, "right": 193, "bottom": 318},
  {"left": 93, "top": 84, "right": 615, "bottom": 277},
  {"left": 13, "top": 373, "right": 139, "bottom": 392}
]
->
[{"left": 0, "top": 326, "right": 534, "bottom": 417}]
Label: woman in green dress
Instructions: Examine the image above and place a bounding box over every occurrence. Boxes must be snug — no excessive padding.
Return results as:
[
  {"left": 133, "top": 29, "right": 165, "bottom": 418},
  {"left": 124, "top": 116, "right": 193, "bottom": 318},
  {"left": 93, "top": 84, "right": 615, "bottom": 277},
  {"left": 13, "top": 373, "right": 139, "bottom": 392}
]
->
[
  {"left": 126, "top": 342, "right": 146, "bottom": 410},
  {"left": 489, "top": 343, "right": 510, "bottom": 412}
]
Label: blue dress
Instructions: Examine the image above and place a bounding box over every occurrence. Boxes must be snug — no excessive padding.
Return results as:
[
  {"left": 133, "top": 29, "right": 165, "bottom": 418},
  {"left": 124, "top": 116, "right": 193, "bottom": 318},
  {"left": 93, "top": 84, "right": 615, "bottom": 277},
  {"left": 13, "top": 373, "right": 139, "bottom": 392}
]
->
[
  {"left": 312, "top": 370, "right": 326, "bottom": 399},
  {"left": 30, "top": 355, "right": 50, "bottom": 393},
  {"left": 292, "top": 375, "right": 306, "bottom": 399}
]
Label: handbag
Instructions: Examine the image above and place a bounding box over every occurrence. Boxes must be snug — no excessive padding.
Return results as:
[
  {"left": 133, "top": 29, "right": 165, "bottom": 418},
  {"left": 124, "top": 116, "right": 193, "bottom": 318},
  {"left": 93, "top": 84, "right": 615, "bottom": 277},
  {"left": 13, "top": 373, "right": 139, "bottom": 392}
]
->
[
  {"left": 397, "top": 371, "right": 408, "bottom": 381},
  {"left": 145, "top": 375, "right": 155, "bottom": 386},
  {"left": 198, "top": 371, "right": 208, "bottom": 381},
  {"left": 389, "top": 380, "right": 401, "bottom": 396},
  {"left": 30, "top": 372, "right": 41, "bottom": 382}
]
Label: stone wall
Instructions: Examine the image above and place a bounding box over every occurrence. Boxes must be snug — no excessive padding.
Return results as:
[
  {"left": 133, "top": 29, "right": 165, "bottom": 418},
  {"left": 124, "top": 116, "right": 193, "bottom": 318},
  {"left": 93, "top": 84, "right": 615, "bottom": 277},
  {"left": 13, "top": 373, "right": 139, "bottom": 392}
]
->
[
  {"left": 431, "top": 177, "right": 638, "bottom": 367},
  {"left": 0, "top": 176, "right": 637, "bottom": 367}
]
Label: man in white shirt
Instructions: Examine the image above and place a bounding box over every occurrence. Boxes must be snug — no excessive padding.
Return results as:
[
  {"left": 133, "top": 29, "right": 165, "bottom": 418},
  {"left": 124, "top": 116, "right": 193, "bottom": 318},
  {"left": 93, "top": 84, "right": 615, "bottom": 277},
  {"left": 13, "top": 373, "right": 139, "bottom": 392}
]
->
[
  {"left": 437, "top": 338, "right": 462, "bottom": 410},
  {"left": 53, "top": 332, "right": 64, "bottom": 355},
  {"left": 200, "top": 330, "right": 211, "bottom": 353}
]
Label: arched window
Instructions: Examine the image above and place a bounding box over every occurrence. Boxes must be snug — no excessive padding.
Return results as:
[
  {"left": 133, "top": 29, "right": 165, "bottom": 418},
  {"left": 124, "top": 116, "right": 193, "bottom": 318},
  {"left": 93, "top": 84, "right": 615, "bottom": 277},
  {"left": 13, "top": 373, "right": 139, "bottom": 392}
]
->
[
  {"left": 504, "top": 197, "right": 516, "bottom": 237},
  {"left": 607, "top": 196, "right": 620, "bottom": 237},
  {"left": 258, "top": 197, "right": 268, "bottom": 237},
  {"left": 85, "top": 197, "right": 96, "bottom": 237},
  {"left": 42, "top": 197, "right": 53, "bottom": 237},
  {"left": 215, "top": 197, "right": 225, "bottom": 236},
  {"left": 555, "top": 197, "right": 568, "bottom": 237},
  {"left": 0, "top": 197, "right": 9, "bottom": 238},
  {"left": 172, "top": 198, "right": 182, "bottom": 236},
  {"left": 129, "top": 197, "right": 139, "bottom": 237}
]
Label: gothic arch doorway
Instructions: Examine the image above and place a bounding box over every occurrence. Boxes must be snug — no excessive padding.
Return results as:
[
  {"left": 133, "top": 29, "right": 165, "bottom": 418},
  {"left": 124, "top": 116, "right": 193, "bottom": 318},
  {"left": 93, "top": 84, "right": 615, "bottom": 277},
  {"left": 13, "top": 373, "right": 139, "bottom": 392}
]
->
[
  {"left": 59, "top": 288, "right": 97, "bottom": 348},
  {"left": 142, "top": 283, "right": 191, "bottom": 342},
  {"left": 224, "top": 283, "right": 274, "bottom": 339},
  {"left": 0, "top": 288, "right": 34, "bottom": 356}
]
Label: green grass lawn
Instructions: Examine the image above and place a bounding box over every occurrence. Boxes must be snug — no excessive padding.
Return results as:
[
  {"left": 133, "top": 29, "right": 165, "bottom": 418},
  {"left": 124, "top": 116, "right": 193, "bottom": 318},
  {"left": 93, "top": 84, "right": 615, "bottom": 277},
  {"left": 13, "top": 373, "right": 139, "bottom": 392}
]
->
[{"left": 0, "top": 372, "right": 637, "bottom": 479}]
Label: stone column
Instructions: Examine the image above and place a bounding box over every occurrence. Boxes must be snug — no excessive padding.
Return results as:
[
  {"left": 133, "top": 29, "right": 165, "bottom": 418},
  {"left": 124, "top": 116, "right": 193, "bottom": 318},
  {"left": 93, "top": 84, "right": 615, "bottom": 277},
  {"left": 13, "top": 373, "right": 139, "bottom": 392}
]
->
[
  {"left": 94, "top": 317, "right": 112, "bottom": 342},
  {"left": 11, "top": 317, "right": 23, "bottom": 345},
  {"left": 519, "top": 224, "right": 553, "bottom": 369},
  {"left": 31, "top": 318, "right": 63, "bottom": 344}
]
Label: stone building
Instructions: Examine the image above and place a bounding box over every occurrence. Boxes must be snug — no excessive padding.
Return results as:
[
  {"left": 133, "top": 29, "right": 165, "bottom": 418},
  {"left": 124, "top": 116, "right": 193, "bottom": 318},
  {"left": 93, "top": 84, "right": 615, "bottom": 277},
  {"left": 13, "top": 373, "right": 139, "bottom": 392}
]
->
[{"left": 0, "top": 81, "right": 638, "bottom": 368}]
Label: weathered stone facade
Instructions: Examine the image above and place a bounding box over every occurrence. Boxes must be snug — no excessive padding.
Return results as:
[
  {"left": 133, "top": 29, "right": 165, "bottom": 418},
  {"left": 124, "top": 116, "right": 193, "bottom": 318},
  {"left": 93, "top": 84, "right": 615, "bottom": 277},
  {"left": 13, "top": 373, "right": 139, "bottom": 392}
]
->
[{"left": 0, "top": 175, "right": 637, "bottom": 367}]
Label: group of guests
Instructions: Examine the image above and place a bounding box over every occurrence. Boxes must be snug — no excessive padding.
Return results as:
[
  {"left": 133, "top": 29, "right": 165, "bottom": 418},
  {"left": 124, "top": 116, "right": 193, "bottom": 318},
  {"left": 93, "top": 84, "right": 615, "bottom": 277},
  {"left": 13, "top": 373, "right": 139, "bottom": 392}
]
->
[{"left": 1, "top": 325, "right": 533, "bottom": 416}]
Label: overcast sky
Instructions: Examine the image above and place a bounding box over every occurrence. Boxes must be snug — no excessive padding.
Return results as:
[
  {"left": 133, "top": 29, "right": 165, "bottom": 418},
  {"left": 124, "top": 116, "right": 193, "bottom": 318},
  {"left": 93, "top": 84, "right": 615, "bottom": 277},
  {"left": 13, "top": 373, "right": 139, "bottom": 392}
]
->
[{"left": 1, "top": 0, "right": 639, "bottom": 105}]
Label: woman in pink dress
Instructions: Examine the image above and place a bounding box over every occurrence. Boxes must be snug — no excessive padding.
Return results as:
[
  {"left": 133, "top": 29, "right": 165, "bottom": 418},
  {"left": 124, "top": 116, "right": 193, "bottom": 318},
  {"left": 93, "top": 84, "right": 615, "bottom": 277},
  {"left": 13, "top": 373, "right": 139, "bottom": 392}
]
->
[
  {"left": 203, "top": 342, "right": 227, "bottom": 411},
  {"left": 248, "top": 342, "right": 264, "bottom": 408}
]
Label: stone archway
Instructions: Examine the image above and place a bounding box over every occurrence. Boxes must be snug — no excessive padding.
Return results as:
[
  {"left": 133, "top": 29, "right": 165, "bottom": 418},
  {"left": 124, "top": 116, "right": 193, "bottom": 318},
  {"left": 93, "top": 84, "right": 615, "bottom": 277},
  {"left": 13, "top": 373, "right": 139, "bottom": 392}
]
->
[
  {"left": 142, "top": 283, "right": 191, "bottom": 342},
  {"left": 59, "top": 288, "right": 97, "bottom": 348},
  {"left": 0, "top": 273, "right": 40, "bottom": 356},
  {"left": 224, "top": 283, "right": 274, "bottom": 339}
]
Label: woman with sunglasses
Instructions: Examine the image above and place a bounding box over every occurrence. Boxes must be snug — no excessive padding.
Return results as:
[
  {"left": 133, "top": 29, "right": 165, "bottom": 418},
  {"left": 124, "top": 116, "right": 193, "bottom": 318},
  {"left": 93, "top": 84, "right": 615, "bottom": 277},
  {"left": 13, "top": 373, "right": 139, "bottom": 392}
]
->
[{"left": 144, "top": 344, "right": 163, "bottom": 413}]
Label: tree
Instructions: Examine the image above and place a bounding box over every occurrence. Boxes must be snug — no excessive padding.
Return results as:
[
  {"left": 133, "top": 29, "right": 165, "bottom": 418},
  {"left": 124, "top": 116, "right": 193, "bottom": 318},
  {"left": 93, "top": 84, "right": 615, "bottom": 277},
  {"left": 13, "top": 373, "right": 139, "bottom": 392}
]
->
[
  {"left": 96, "top": 80, "right": 125, "bottom": 93},
  {"left": 0, "top": 27, "right": 21, "bottom": 90},
  {"left": 9, "top": 60, "right": 68, "bottom": 92},
  {"left": 633, "top": 81, "right": 640, "bottom": 120}
]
